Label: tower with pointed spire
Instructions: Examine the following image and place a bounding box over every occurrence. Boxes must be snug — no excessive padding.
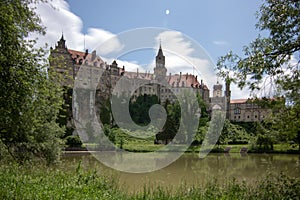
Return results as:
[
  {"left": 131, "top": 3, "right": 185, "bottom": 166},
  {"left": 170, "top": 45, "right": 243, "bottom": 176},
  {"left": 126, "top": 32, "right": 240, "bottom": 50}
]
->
[
  {"left": 57, "top": 34, "right": 66, "bottom": 49},
  {"left": 49, "top": 34, "right": 75, "bottom": 84},
  {"left": 154, "top": 43, "right": 167, "bottom": 82}
]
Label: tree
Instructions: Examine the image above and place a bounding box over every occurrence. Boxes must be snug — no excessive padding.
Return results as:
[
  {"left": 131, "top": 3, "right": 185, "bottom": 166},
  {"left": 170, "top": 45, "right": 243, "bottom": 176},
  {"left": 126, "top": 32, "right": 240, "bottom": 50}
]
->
[
  {"left": 0, "top": 0, "right": 64, "bottom": 164},
  {"left": 129, "top": 94, "right": 159, "bottom": 126},
  {"left": 204, "top": 110, "right": 226, "bottom": 147},
  {"left": 193, "top": 94, "right": 209, "bottom": 145},
  {"left": 156, "top": 101, "right": 180, "bottom": 144},
  {"left": 216, "top": 0, "right": 300, "bottom": 150}
]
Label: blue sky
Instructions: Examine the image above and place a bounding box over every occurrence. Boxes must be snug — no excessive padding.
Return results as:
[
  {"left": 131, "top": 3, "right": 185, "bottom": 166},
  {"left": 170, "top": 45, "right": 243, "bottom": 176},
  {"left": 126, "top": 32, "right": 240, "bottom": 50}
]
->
[
  {"left": 35, "top": 0, "right": 263, "bottom": 99},
  {"left": 66, "top": 0, "right": 261, "bottom": 62}
]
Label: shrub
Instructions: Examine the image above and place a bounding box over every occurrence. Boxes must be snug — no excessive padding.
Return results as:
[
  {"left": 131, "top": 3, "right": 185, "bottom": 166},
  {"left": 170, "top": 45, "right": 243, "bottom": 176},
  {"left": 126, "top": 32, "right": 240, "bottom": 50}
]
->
[
  {"left": 65, "top": 135, "right": 82, "bottom": 147},
  {"left": 256, "top": 134, "right": 274, "bottom": 151}
]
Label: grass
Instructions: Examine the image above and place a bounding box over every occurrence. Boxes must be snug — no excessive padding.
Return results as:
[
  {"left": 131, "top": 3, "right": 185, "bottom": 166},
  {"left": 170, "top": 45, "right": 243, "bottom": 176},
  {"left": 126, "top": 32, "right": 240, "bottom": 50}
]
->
[
  {"left": 184, "top": 143, "right": 299, "bottom": 154},
  {"left": 82, "top": 140, "right": 299, "bottom": 154},
  {"left": 123, "top": 142, "right": 162, "bottom": 152},
  {"left": 0, "top": 161, "right": 300, "bottom": 199}
]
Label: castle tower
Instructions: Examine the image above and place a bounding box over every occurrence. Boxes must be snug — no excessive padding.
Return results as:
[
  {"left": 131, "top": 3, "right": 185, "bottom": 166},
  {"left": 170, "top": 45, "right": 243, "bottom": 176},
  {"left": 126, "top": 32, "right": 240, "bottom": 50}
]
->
[
  {"left": 213, "top": 80, "right": 223, "bottom": 98},
  {"left": 49, "top": 34, "right": 75, "bottom": 85},
  {"left": 57, "top": 34, "right": 66, "bottom": 49},
  {"left": 154, "top": 43, "right": 167, "bottom": 82}
]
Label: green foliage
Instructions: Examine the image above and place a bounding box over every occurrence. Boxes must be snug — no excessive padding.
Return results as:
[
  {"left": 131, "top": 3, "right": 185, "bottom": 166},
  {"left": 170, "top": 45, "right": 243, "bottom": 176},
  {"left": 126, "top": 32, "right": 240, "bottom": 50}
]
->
[
  {"left": 0, "top": 164, "right": 123, "bottom": 200},
  {"left": 104, "top": 124, "right": 116, "bottom": 144},
  {"left": 203, "top": 110, "right": 226, "bottom": 147},
  {"left": 222, "top": 120, "right": 251, "bottom": 144},
  {"left": 65, "top": 135, "right": 83, "bottom": 148},
  {"left": 217, "top": 0, "right": 300, "bottom": 95},
  {"left": 156, "top": 100, "right": 180, "bottom": 144},
  {"left": 216, "top": 0, "right": 300, "bottom": 150},
  {"left": 129, "top": 94, "right": 159, "bottom": 125},
  {"left": 254, "top": 134, "right": 274, "bottom": 151},
  {"left": 262, "top": 104, "right": 300, "bottom": 151},
  {"left": 193, "top": 124, "right": 208, "bottom": 145},
  {"left": 0, "top": 0, "right": 64, "bottom": 164},
  {"left": 0, "top": 164, "right": 299, "bottom": 200},
  {"left": 100, "top": 99, "right": 111, "bottom": 125},
  {"left": 56, "top": 87, "right": 73, "bottom": 138}
]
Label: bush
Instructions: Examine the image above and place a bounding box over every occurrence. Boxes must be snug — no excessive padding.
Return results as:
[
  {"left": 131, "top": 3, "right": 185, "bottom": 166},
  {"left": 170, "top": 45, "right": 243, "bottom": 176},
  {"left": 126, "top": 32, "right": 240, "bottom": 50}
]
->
[
  {"left": 65, "top": 136, "right": 82, "bottom": 147},
  {"left": 191, "top": 140, "right": 202, "bottom": 146},
  {"left": 256, "top": 134, "right": 274, "bottom": 151}
]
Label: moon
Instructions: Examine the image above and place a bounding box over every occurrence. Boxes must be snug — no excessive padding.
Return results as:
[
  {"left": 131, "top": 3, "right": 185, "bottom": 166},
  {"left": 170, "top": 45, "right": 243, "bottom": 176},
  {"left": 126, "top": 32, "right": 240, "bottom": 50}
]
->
[{"left": 165, "top": 9, "right": 170, "bottom": 15}]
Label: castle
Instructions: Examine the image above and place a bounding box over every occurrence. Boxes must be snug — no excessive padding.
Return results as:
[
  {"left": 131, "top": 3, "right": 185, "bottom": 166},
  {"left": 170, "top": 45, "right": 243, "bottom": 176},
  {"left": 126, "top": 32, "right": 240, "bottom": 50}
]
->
[{"left": 49, "top": 35, "right": 271, "bottom": 124}]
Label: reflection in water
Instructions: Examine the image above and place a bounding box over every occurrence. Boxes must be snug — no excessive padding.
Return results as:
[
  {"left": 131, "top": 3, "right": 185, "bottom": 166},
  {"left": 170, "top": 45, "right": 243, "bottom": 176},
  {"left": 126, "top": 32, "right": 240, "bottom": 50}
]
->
[{"left": 62, "top": 152, "right": 300, "bottom": 193}]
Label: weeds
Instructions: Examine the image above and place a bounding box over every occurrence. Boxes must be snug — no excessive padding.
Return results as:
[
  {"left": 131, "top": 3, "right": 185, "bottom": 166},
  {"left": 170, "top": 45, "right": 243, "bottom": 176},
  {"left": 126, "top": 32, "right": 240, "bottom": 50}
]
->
[{"left": 0, "top": 163, "right": 299, "bottom": 199}]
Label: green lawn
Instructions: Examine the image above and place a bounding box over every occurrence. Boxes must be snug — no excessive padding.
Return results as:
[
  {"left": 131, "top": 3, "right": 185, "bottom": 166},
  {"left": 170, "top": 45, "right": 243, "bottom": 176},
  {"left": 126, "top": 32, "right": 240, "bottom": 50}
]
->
[{"left": 83, "top": 140, "right": 299, "bottom": 154}]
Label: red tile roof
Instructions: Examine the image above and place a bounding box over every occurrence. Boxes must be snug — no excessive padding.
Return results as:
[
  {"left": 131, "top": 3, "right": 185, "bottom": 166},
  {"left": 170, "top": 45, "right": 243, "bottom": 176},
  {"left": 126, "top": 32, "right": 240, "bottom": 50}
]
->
[
  {"left": 230, "top": 99, "right": 248, "bottom": 104},
  {"left": 67, "top": 49, "right": 208, "bottom": 90},
  {"left": 167, "top": 73, "right": 208, "bottom": 89},
  {"left": 68, "top": 49, "right": 104, "bottom": 67}
]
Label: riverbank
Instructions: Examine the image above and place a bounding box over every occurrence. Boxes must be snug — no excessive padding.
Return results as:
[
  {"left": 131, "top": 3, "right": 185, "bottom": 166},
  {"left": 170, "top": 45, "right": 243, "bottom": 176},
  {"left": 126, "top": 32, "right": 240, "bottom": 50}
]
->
[
  {"left": 0, "top": 162, "right": 299, "bottom": 199},
  {"left": 75, "top": 143, "right": 300, "bottom": 154}
]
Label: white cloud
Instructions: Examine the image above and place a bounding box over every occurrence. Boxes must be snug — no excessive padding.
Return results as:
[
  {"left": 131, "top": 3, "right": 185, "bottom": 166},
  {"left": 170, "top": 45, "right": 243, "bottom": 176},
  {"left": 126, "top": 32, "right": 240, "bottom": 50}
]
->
[
  {"left": 31, "top": 0, "right": 123, "bottom": 54},
  {"left": 30, "top": 0, "right": 249, "bottom": 99},
  {"left": 103, "top": 57, "right": 145, "bottom": 73},
  {"left": 154, "top": 31, "right": 219, "bottom": 95},
  {"left": 86, "top": 28, "right": 124, "bottom": 55},
  {"left": 213, "top": 41, "right": 228, "bottom": 46},
  {"left": 31, "top": 0, "right": 83, "bottom": 50}
]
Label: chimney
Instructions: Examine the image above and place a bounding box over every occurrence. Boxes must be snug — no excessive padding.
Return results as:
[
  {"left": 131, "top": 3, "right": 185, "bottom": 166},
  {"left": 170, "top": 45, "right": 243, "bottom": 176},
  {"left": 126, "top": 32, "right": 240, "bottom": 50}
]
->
[
  {"left": 92, "top": 50, "right": 96, "bottom": 61},
  {"left": 84, "top": 49, "right": 88, "bottom": 59},
  {"left": 179, "top": 72, "right": 182, "bottom": 80}
]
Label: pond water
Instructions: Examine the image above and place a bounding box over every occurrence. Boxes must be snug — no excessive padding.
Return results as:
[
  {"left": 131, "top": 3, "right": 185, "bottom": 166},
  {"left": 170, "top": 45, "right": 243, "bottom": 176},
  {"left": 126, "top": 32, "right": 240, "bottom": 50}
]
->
[{"left": 62, "top": 152, "right": 300, "bottom": 193}]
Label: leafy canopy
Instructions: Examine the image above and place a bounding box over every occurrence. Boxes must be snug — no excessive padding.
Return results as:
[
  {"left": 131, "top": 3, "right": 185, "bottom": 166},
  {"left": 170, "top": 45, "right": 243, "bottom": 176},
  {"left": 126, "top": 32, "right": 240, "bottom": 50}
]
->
[
  {"left": 217, "top": 0, "right": 299, "bottom": 101},
  {"left": 0, "top": 0, "right": 64, "bottom": 164},
  {"left": 216, "top": 0, "right": 300, "bottom": 150}
]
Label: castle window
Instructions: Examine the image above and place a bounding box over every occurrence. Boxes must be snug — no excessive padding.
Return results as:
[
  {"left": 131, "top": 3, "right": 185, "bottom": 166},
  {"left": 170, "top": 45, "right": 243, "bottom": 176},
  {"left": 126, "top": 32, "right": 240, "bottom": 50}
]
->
[
  {"left": 234, "top": 108, "right": 241, "bottom": 114},
  {"left": 247, "top": 115, "right": 250, "bottom": 118}
]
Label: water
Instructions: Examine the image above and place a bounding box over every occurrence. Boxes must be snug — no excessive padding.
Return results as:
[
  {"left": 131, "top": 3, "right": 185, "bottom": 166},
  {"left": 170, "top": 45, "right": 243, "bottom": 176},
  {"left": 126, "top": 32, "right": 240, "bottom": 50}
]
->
[{"left": 62, "top": 152, "right": 300, "bottom": 193}]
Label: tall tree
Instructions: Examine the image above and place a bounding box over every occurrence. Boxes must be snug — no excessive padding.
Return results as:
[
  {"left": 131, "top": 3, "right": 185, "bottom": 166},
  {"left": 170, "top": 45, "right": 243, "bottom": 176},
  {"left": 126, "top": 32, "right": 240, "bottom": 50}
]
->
[
  {"left": 217, "top": 0, "right": 299, "bottom": 97},
  {"left": 216, "top": 0, "right": 300, "bottom": 150},
  {"left": 0, "top": 0, "right": 64, "bottom": 163}
]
